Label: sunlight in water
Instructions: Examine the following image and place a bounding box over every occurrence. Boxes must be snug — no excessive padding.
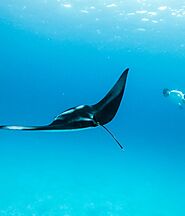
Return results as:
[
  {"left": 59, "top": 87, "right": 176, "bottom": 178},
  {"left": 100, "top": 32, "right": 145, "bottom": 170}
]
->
[{"left": 1, "top": 0, "right": 185, "bottom": 51}]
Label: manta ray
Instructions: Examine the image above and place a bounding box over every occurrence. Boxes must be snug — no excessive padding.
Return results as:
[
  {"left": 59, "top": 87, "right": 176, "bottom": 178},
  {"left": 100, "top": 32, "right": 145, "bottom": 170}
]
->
[{"left": 0, "top": 68, "right": 129, "bottom": 149}]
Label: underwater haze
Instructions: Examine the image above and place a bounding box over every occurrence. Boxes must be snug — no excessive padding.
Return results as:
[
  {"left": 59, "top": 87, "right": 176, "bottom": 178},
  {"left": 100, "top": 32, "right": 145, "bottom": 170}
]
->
[{"left": 0, "top": 0, "right": 185, "bottom": 215}]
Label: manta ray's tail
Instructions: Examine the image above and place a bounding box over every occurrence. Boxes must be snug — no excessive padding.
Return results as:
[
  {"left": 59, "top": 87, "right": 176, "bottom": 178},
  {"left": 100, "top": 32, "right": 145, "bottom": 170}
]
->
[
  {"left": 100, "top": 125, "right": 123, "bottom": 150},
  {"left": 92, "top": 120, "right": 123, "bottom": 149}
]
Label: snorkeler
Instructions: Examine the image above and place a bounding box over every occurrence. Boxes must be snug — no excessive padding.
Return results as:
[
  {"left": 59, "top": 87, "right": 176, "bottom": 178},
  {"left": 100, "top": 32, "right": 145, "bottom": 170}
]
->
[{"left": 163, "top": 88, "right": 185, "bottom": 109}]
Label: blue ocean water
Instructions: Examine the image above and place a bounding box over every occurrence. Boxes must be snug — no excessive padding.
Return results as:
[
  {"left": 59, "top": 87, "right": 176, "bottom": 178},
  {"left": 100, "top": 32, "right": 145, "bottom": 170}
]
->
[{"left": 0, "top": 1, "right": 185, "bottom": 215}]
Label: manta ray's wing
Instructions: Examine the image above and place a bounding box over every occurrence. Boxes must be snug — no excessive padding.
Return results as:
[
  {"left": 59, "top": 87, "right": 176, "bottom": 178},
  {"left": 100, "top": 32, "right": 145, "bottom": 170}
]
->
[
  {"left": 92, "top": 68, "right": 129, "bottom": 125},
  {"left": 0, "top": 125, "right": 50, "bottom": 131}
]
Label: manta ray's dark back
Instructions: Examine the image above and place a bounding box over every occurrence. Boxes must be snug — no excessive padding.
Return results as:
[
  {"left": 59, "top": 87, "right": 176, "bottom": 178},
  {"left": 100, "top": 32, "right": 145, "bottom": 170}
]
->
[{"left": 92, "top": 68, "right": 129, "bottom": 125}]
